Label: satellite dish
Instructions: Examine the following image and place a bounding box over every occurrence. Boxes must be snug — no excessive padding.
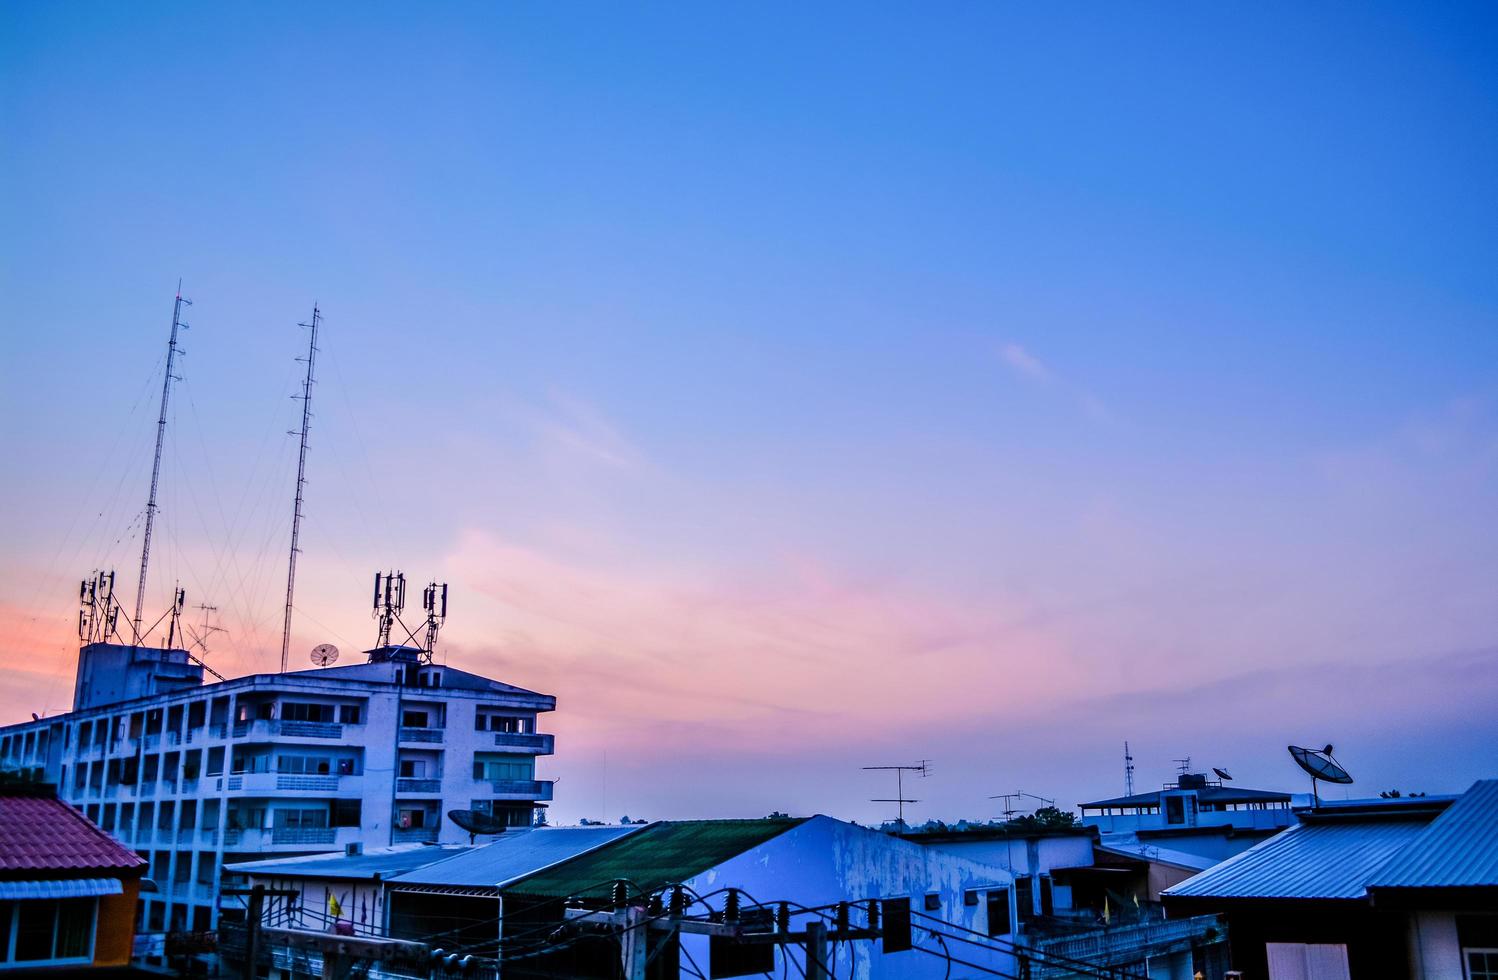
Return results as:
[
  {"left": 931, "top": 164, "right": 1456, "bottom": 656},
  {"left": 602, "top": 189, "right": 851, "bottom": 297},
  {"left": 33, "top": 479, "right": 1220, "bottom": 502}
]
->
[
  {"left": 310, "top": 643, "right": 340, "bottom": 667},
  {"left": 1213, "top": 767, "right": 1233, "bottom": 781},
  {"left": 1289, "top": 744, "right": 1353, "bottom": 805},
  {"left": 448, "top": 809, "right": 509, "bottom": 843}
]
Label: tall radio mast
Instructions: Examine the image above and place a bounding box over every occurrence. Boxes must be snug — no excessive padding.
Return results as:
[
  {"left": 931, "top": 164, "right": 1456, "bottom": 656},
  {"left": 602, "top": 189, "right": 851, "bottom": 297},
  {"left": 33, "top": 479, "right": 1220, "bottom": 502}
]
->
[
  {"left": 279, "top": 304, "right": 320, "bottom": 672},
  {"left": 134, "top": 283, "right": 190, "bottom": 638}
]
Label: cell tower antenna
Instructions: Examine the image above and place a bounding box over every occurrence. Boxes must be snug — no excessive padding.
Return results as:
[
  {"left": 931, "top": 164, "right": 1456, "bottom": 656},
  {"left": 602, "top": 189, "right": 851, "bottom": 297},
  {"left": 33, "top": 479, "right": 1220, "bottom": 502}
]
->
[
  {"left": 279, "top": 304, "right": 320, "bottom": 672},
  {"left": 1124, "top": 741, "right": 1135, "bottom": 796},
  {"left": 133, "top": 283, "right": 190, "bottom": 639},
  {"left": 863, "top": 761, "right": 931, "bottom": 831}
]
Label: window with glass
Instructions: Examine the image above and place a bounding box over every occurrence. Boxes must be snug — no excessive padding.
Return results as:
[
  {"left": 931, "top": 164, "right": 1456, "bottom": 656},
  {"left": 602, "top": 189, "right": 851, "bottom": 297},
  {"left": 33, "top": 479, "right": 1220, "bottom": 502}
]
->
[{"left": 0, "top": 899, "right": 96, "bottom": 965}]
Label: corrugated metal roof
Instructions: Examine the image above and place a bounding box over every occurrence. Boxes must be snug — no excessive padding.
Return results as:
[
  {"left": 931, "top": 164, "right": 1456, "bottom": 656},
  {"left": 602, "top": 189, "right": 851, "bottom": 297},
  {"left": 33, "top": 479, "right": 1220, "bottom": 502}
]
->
[
  {"left": 0, "top": 878, "right": 124, "bottom": 900},
  {"left": 0, "top": 794, "right": 146, "bottom": 874},
  {"left": 391, "top": 826, "right": 644, "bottom": 890},
  {"left": 1367, "top": 779, "right": 1498, "bottom": 890},
  {"left": 226, "top": 844, "right": 470, "bottom": 881},
  {"left": 1162, "top": 819, "right": 1431, "bottom": 901},
  {"left": 504, "top": 819, "right": 807, "bottom": 899}
]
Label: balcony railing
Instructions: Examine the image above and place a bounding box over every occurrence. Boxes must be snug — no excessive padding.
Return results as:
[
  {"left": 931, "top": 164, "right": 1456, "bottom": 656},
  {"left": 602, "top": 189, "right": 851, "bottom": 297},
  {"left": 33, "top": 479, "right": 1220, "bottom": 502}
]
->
[
  {"left": 275, "top": 774, "right": 341, "bottom": 792},
  {"left": 492, "top": 732, "right": 555, "bottom": 754},
  {"left": 232, "top": 719, "right": 344, "bottom": 740},
  {"left": 396, "top": 778, "right": 441, "bottom": 794},
  {"left": 270, "top": 826, "right": 336, "bottom": 845},
  {"left": 394, "top": 827, "right": 438, "bottom": 843},
  {"left": 489, "top": 780, "right": 554, "bottom": 800},
  {"left": 399, "top": 727, "right": 443, "bottom": 743}
]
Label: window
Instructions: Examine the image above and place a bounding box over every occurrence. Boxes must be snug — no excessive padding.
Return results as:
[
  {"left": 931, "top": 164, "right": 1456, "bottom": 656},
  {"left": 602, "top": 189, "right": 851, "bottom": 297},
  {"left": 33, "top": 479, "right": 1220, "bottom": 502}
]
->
[
  {"left": 332, "top": 800, "right": 362, "bottom": 827},
  {"left": 338, "top": 705, "right": 361, "bottom": 725},
  {"left": 402, "top": 710, "right": 429, "bottom": 728},
  {"left": 282, "top": 703, "right": 334, "bottom": 723},
  {"left": 1468, "top": 949, "right": 1498, "bottom": 980},
  {"left": 275, "top": 808, "right": 328, "bottom": 829},
  {"left": 398, "top": 808, "right": 426, "bottom": 829},
  {"left": 985, "top": 890, "right": 1011, "bottom": 937},
  {"left": 400, "top": 760, "right": 425, "bottom": 778},
  {"left": 0, "top": 899, "right": 96, "bottom": 964},
  {"left": 1165, "top": 796, "right": 1185, "bottom": 824}
]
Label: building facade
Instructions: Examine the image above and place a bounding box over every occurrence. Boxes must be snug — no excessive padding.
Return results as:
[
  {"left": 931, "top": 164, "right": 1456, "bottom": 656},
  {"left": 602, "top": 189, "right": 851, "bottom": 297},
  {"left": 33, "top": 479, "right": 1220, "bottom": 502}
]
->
[{"left": 0, "top": 641, "right": 555, "bottom": 953}]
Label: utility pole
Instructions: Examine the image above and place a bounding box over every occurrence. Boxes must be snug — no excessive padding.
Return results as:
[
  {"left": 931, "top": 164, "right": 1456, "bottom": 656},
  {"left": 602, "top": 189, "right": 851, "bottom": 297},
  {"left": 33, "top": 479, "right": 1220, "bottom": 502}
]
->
[
  {"left": 280, "top": 304, "right": 320, "bottom": 672},
  {"left": 134, "top": 283, "right": 190, "bottom": 638},
  {"left": 804, "top": 921, "right": 829, "bottom": 980}
]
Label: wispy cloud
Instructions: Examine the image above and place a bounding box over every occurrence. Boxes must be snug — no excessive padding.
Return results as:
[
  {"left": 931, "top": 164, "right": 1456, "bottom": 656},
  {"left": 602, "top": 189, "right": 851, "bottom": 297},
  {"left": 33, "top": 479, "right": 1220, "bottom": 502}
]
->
[
  {"left": 1000, "top": 343, "right": 1053, "bottom": 382},
  {"left": 998, "top": 341, "right": 1114, "bottom": 424}
]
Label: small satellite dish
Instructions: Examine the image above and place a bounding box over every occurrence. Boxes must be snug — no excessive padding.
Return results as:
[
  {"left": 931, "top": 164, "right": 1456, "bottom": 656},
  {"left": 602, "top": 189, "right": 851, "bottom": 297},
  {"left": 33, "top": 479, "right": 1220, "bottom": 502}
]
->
[
  {"left": 1213, "top": 767, "right": 1233, "bottom": 781},
  {"left": 448, "top": 809, "right": 510, "bottom": 843},
  {"left": 1289, "top": 744, "right": 1353, "bottom": 805},
  {"left": 310, "top": 643, "right": 340, "bottom": 667}
]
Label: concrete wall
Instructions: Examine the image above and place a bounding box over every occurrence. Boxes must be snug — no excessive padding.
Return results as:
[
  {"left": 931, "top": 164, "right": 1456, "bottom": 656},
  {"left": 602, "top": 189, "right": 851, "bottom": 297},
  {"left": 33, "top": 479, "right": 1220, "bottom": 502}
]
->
[
  {"left": 920, "top": 835, "right": 1095, "bottom": 877},
  {"left": 680, "top": 816, "right": 1016, "bottom": 980},
  {"left": 93, "top": 878, "right": 142, "bottom": 966}
]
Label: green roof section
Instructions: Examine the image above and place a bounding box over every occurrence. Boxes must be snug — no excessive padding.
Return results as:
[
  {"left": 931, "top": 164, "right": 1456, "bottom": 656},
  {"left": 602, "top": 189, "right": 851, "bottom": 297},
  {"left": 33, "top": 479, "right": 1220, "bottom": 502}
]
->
[{"left": 504, "top": 818, "right": 807, "bottom": 899}]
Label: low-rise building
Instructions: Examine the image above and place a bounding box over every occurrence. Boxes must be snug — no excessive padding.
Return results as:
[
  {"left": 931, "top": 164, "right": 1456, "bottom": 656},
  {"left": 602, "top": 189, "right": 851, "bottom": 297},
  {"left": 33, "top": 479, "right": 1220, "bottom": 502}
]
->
[
  {"left": 0, "top": 639, "right": 556, "bottom": 963},
  {"left": 0, "top": 782, "right": 147, "bottom": 970},
  {"left": 1162, "top": 779, "right": 1498, "bottom": 980}
]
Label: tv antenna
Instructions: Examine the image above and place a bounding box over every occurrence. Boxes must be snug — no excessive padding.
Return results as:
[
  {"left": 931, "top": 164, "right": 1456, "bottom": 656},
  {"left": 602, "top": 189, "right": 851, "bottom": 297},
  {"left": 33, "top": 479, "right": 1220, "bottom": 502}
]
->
[
  {"left": 1288, "top": 744, "right": 1353, "bottom": 806},
  {"left": 133, "top": 283, "right": 190, "bottom": 639},
  {"left": 1173, "top": 756, "right": 1192, "bottom": 777},
  {"left": 864, "top": 761, "right": 930, "bottom": 831},
  {"left": 183, "top": 604, "right": 226, "bottom": 656},
  {"left": 310, "top": 643, "right": 340, "bottom": 667},
  {"left": 279, "top": 303, "right": 321, "bottom": 673},
  {"left": 989, "top": 790, "right": 1056, "bottom": 821},
  {"left": 1124, "top": 741, "right": 1135, "bottom": 796},
  {"left": 78, "top": 571, "right": 123, "bottom": 645}
]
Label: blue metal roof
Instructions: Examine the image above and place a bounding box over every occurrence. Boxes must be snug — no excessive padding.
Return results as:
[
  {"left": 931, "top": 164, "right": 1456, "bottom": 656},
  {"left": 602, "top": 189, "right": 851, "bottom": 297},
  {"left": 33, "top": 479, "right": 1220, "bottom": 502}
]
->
[
  {"left": 226, "top": 844, "right": 469, "bottom": 881},
  {"left": 389, "top": 826, "right": 644, "bottom": 890},
  {"left": 1162, "top": 818, "right": 1431, "bottom": 901},
  {"left": 1367, "top": 780, "right": 1498, "bottom": 890}
]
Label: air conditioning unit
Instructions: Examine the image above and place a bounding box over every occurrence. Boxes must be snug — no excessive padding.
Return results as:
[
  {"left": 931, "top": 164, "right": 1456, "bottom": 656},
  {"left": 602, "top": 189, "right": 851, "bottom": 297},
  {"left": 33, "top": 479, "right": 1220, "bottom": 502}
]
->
[{"left": 346, "top": 842, "right": 362, "bottom": 857}]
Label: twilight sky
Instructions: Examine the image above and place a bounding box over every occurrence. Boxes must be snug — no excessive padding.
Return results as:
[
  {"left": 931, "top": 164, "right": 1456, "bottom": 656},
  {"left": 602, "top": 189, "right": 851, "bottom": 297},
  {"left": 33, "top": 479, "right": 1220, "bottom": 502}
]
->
[{"left": 2, "top": 3, "right": 1497, "bottom": 826}]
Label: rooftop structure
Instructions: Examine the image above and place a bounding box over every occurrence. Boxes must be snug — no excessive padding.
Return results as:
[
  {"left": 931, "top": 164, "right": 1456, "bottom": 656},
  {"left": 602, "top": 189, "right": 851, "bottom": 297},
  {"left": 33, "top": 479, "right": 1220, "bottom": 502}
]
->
[
  {"left": 1080, "top": 771, "right": 1295, "bottom": 836},
  {"left": 1163, "top": 780, "right": 1498, "bottom": 980},
  {"left": 0, "top": 638, "right": 557, "bottom": 968},
  {"left": 0, "top": 783, "right": 147, "bottom": 969}
]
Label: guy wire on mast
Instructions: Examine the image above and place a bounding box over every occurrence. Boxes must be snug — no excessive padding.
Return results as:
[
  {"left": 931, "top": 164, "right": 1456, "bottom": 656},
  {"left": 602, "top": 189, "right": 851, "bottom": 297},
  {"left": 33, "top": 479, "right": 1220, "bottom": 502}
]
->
[
  {"left": 134, "top": 283, "right": 190, "bottom": 639},
  {"left": 280, "top": 304, "right": 320, "bottom": 673}
]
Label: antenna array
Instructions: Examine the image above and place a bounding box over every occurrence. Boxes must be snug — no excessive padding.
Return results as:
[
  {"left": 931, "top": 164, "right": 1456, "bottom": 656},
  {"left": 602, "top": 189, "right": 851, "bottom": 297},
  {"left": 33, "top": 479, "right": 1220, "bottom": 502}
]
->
[
  {"left": 371, "top": 571, "right": 451, "bottom": 661},
  {"left": 78, "top": 571, "right": 123, "bottom": 645},
  {"left": 1124, "top": 740, "right": 1135, "bottom": 796}
]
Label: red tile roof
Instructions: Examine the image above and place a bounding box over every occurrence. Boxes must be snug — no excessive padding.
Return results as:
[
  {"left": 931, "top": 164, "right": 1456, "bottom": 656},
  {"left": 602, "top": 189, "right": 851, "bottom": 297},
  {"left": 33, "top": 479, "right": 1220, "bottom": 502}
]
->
[{"left": 0, "top": 793, "right": 146, "bottom": 875}]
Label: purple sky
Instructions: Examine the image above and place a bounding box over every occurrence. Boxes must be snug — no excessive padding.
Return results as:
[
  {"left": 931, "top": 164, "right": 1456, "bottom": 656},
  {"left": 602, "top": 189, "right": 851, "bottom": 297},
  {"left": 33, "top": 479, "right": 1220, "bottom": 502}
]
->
[{"left": 2, "top": 2, "right": 1497, "bottom": 824}]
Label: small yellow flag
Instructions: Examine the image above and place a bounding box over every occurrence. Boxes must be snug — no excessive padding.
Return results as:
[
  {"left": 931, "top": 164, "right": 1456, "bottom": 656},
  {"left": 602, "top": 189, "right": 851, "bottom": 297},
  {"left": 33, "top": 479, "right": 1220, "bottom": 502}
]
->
[{"left": 327, "top": 893, "right": 343, "bottom": 918}]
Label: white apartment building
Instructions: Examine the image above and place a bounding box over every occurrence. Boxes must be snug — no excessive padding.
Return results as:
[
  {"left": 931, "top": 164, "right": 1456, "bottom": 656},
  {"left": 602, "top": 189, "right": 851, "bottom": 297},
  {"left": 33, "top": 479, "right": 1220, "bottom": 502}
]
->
[{"left": 0, "top": 640, "right": 555, "bottom": 947}]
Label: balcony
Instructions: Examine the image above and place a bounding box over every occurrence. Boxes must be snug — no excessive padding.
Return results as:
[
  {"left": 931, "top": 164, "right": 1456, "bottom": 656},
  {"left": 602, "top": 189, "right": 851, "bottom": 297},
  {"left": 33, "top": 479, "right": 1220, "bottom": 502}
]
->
[
  {"left": 489, "top": 780, "right": 554, "bottom": 800},
  {"left": 492, "top": 732, "right": 555, "bottom": 755},
  {"left": 231, "top": 719, "right": 344, "bottom": 741},
  {"left": 270, "top": 826, "right": 337, "bottom": 845},
  {"left": 399, "top": 727, "right": 443, "bottom": 744},
  {"left": 393, "top": 827, "right": 438, "bottom": 843},
  {"left": 219, "top": 826, "right": 359, "bottom": 848},
  {"left": 396, "top": 778, "right": 441, "bottom": 794},
  {"left": 222, "top": 772, "right": 361, "bottom": 795}
]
